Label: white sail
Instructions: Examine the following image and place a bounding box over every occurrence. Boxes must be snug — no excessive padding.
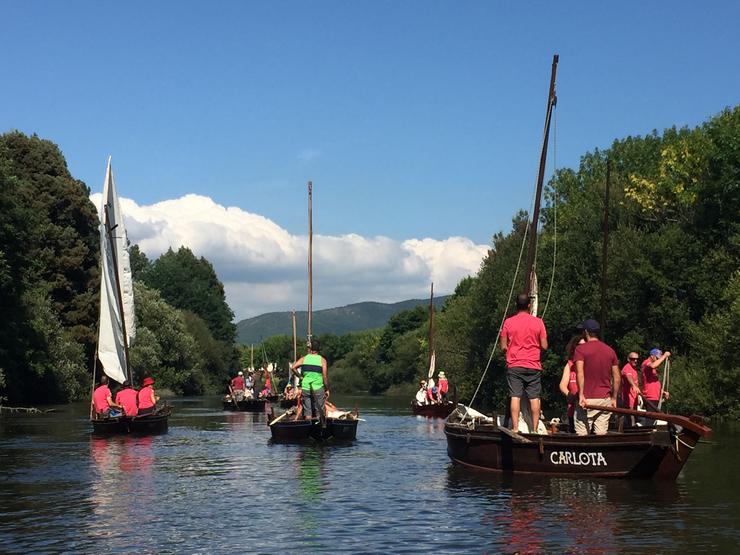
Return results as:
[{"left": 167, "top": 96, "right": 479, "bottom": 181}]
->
[
  {"left": 427, "top": 350, "right": 436, "bottom": 380},
  {"left": 97, "top": 158, "right": 136, "bottom": 384}
]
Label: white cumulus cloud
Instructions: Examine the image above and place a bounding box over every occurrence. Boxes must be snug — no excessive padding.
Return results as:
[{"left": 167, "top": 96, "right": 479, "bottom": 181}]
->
[{"left": 90, "top": 193, "right": 489, "bottom": 320}]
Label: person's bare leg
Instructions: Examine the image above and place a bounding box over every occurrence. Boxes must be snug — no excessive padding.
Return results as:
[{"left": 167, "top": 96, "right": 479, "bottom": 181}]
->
[
  {"left": 530, "top": 398, "right": 541, "bottom": 433},
  {"left": 510, "top": 397, "right": 520, "bottom": 431}
]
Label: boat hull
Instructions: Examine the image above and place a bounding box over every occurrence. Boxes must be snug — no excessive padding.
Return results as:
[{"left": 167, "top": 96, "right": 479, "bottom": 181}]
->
[
  {"left": 91, "top": 407, "right": 170, "bottom": 436},
  {"left": 270, "top": 417, "right": 358, "bottom": 443},
  {"left": 412, "top": 402, "right": 455, "bottom": 418},
  {"left": 444, "top": 416, "right": 707, "bottom": 481},
  {"left": 223, "top": 398, "right": 268, "bottom": 412}
]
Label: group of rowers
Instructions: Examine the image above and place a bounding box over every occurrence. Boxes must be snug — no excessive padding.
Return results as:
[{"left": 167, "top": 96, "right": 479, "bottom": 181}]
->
[
  {"left": 501, "top": 293, "right": 671, "bottom": 435},
  {"left": 229, "top": 367, "right": 273, "bottom": 401},
  {"left": 414, "top": 372, "right": 450, "bottom": 405},
  {"left": 92, "top": 375, "right": 160, "bottom": 418}
]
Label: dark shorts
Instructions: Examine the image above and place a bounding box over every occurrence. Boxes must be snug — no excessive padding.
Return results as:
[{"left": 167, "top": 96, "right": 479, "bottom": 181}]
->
[
  {"left": 301, "top": 387, "right": 326, "bottom": 419},
  {"left": 507, "top": 367, "right": 542, "bottom": 399}
]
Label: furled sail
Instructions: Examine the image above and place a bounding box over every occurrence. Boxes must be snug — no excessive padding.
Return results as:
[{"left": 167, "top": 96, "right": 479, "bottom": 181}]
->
[
  {"left": 97, "top": 158, "right": 136, "bottom": 384},
  {"left": 427, "top": 350, "right": 436, "bottom": 380}
]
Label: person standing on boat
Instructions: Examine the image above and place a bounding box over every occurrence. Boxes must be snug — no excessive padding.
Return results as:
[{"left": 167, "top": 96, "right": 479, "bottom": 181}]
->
[
  {"left": 138, "top": 377, "right": 159, "bottom": 415},
  {"left": 558, "top": 336, "right": 585, "bottom": 433},
  {"left": 231, "top": 371, "right": 246, "bottom": 401},
  {"left": 114, "top": 380, "right": 139, "bottom": 417},
  {"left": 291, "top": 340, "right": 329, "bottom": 420},
  {"left": 620, "top": 352, "right": 642, "bottom": 410},
  {"left": 415, "top": 380, "right": 428, "bottom": 405},
  {"left": 92, "top": 375, "right": 122, "bottom": 417},
  {"left": 501, "top": 293, "right": 548, "bottom": 432},
  {"left": 641, "top": 348, "right": 671, "bottom": 412},
  {"left": 574, "top": 319, "right": 620, "bottom": 435}
]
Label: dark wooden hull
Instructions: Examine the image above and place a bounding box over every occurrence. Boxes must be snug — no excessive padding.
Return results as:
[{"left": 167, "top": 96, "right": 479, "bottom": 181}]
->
[
  {"left": 223, "top": 398, "right": 268, "bottom": 412},
  {"left": 412, "top": 402, "right": 455, "bottom": 418},
  {"left": 91, "top": 407, "right": 171, "bottom": 436},
  {"left": 270, "top": 417, "right": 358, "bottom": 443},
  {"left": 444, "top": 410, "right": 710, "bottom": 481}
]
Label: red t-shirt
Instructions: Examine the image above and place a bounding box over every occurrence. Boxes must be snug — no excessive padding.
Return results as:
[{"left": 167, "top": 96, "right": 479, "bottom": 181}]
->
[
  {"left": 438, "top": 378, "right": 449, "bottom": 393},
  {"left": 641, "top": 359, "right": 661, "bottom": 400},
  {"left": 115, "top": 388, "right": 139, "bottom": 416},
  {"left": 574, "top": 340, "right": 618, "bottom": 399},
  {"left": 501, "top": 312, "right": 547, "bottom": 370},
  {"left": 620, "top": 363, "right": 639, "bottom": 408},
  {"left": 231, "top": 376, "right": 245, "bottom": 390},
  {"left": 138, "top": 385, "right": 155, "bottom": 409},
  {"left": 93, "top": 385, "right": 112, "bottom": 413},
  {"left": 566, "top": 360, "right": 578, "bottom": 417}
]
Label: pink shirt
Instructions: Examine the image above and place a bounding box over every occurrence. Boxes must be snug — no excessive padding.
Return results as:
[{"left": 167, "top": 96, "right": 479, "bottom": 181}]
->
[
  {"left": 231, "top": 376, "right": 245, "bottom": 390},
  {"left": 566, "top": 360, "right": 578, "bottom": 417},
  {"left": 138, "top": 385, "right": 155, "bottom": 409},
  {"left": 641, "top": 359, "right": 661, "bottom": 400},
  {"left": 93, "top": 385, "right": 112, "bottom": 413},
  {"left": 501, "top": 312, "right": 547, "bottom": 370},
  {"left": 620, "top": 363, "right": 639, "bottom": 408},
  {"left": 115, "top": 388, "right": 139, "bottom": 416},
  {"left": 574, "top": 340, "right": 618, "bottom": 399},
  {"left": 438, "top": 378, "right": 449, "bottom": 394}
]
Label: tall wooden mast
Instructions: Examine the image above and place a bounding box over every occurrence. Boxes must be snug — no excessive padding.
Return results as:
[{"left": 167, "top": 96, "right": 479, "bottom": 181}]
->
[
  {"left": 307, "top": 181, "right": 313, "bottom": 348},
  {"left": 291, "top": 310, "right": 297, "bottom": 361},
  {"left": 428, "top": 282, "right": 435, "bottom": 367},
  {"left": 523, "top": 54, "right": 559, "bottom": 304}
]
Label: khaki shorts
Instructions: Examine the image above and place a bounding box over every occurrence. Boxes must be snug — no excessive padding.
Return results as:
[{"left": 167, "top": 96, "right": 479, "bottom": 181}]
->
[{"left": 574, "top": 398, "right": 612, "bottom": 435}]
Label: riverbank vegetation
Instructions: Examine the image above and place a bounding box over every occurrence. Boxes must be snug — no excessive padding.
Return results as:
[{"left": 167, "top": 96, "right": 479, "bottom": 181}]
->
[{"left": 2, "top": 107, "right": 737, "bottom": 417}]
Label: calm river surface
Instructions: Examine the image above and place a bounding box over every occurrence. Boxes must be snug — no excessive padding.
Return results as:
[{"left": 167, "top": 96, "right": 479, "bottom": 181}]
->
[{"left": 1, "top": 395, "right": 738, "bottom": 554}]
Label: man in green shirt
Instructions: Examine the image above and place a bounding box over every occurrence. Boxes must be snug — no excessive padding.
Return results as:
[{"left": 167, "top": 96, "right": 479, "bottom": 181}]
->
[{"left": 290, "top": 340, "right": 330, "bottom": 420}]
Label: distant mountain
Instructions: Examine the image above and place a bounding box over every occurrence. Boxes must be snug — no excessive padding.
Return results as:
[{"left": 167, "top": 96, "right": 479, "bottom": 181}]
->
[{"left": 236, "top": 296, "right": 449, "bottom": 344}]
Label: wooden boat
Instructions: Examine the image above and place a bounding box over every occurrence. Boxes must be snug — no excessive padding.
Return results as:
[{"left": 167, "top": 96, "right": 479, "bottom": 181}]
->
[
  {"left": 222, "top": 396, "right": 268, "bottom": 412},
  {"left": 445, "top": 56, "right": 711, "bottom": 481},
  {"left": 445, "top": 405, "right": 711, "bottom": 479},
  {"left": 269, "top": 410, "right": 359, "bottom": 443},
  {"left": 90, "top": 160, "right": 170, "bottom": 435},
  {"left": 412, "top": 401, "right": 456, "bottom": 418},
  {"left": 92, "top": 406, "right": 171, "bottom": 435}
]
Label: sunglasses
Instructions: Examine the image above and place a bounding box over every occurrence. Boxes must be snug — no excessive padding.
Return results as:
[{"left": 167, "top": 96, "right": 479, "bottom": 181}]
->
[{"left": 628, "top": 357, "right": 639, "bottom": 361}]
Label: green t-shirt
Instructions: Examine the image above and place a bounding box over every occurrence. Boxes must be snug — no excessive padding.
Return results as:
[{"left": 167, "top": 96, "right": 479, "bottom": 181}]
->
[{"left": 300, "top": 353, "right": 325, "bottom": 390}]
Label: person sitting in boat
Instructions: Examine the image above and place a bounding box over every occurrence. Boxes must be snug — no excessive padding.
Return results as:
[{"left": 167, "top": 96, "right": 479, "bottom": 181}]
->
[
  {"left": 437, "top": 372, "right": 449, "bottom": 401},
  {"left": 284, "top": 383, "right": 295, "bottom": 399},
  {"left": 231, "top": 371, "right": 246, "bottom": 401},
  {"left": 501, "top": 293, "right": 548, "bottom": 432},
  {"left": 415, "top": 380, "right": 428, "bottom": 405},
  {"left": 92, "top": 375, "right": 123, "bottom": 417},
  {"left": 259, "top": 369, "right": 272, "bottom": 398},
  {"left": 137, "top": 376, "right": 159, "bottom": 416},
  {"left": 244, "top": 372, "right": 255, "bottom": 399},
  {"left": 114, "top": 380, "right": 139, "bottom": 417},
  {"left": 641, "top": 348, "right": 671, "bottom": 413},
  {"left": 574, "top": 319, "right": 620, "bottom": 435},
  {"left": 558, "top": 336, "right": 585, "bottom": 433},
  {"left": 291, "top": 340, "right": 329, "bottom": 420}
]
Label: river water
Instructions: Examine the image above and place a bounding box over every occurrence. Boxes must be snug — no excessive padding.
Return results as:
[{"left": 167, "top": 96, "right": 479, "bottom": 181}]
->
[{"left": 1, "top": 395, "right": 738, "bottom": 554}]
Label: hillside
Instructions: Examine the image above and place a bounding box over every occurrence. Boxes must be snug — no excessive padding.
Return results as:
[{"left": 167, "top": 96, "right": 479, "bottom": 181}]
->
[{"left": 236, "top": 296, "right": 449, "bottom": 344}]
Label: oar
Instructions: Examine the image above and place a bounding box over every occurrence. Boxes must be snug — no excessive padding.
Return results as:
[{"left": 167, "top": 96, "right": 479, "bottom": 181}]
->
[
  {"left": 269, "top": 407, "right": 295, "bottom": 426},
  {"left": 584, "top": 404, "right": 711, "bottom": 437}
]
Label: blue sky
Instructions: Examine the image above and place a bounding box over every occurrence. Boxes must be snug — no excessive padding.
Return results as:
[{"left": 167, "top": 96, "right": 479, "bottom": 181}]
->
[{"left": 3, "top": 1, "right": 739, "bottom": 317}]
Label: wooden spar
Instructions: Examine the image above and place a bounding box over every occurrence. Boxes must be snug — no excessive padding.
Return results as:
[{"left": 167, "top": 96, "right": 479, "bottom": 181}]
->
[
  {"left": 428, "top": 282, "right": 435, "bottom": 367},
  {"left": 103, "top": 203, "right": 132, "bottom": 385},
  {"left": 584, "top": 403, "right": 711, "bottom": 437},
  {"left": 307, "top": 181, "right": 313, "bottom": 348},
  {"left": 523, "top": 54, "right": 559, "bottom": 299},
  {"left": 600, "top": 157, "right": 611, "bottom": 338},
  {"left": 250, "top": 344, "right": 254, "bottom": 370},
  {"left": 291, "top": 310, "right": 297, "bottom": 361}
]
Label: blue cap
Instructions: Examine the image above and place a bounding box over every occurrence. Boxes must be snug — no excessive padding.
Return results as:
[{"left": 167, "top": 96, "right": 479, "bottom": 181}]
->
[
  {"left": 576, "top": 319, "right": 600, "bottom": 333},
  {"left": 650, "top": 348, "right": 662, "bottom": 357}
]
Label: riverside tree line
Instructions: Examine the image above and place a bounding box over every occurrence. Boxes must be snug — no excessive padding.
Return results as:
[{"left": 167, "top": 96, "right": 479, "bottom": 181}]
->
[{"left": 1, "top": 107, "right": 738, "bottom": 417}]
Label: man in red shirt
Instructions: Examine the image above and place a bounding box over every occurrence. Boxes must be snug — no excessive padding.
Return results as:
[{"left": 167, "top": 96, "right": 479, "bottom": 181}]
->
[
  {"left": 92, "top": 375, "right": 122, "bottom": 417},
  {"left": 620, "top": 352, "right": 642, "bottom": 410},
  {"left": 114, "top": 380, "right": 139, "bottom": 416},
  {"left": 574, "top": 319, "right": 620, "bottom": 435},
  {"left": 500, "top": 293, "right": 548, "bottom": 432},
  {"left": 641, "top": 348, "right": 671, "bottom": 412}
]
